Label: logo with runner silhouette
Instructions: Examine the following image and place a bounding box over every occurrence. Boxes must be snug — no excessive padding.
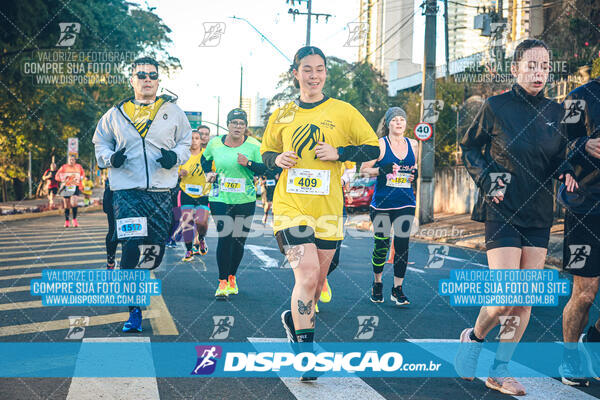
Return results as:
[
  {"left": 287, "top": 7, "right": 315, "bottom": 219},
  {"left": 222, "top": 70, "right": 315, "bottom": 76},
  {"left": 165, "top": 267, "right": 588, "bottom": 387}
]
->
[
  {"left": 199, "top": 22, "right": 226, "bottom": 47},
  {"left": 496, "top": 316, "right": 520, "bottom": 340},
  {"left": 292, "top": 124, "right": 324, "bottom": 158},
  {"left": 137, "top": 244, "right": 163, "bottom": 269},
  {"left": 425, "top": 245, "right": 449, "bottom": 269},
  {"left": 209, "top": 316, "right": 235, "bottom": 339},
  {"left": 56, "top": 23, "right": 80, "bottom": 47},
  {"left": 354, "top": 316, "right": 379, "bottom": 340},
  {"left": 487, "top": 172, "right": 511, "bottom": 197},
  {"left": 274, "top": 102, "right": 298, "bottom": 124},
  {"left": 65, "top": 316, "right": 89, "bottom": 340},
  {"left": 562, "top": 99, "right": 585, "bottom": 124},
  {"left": 566, "top": 244, "right": 591, "bottom": 270},
  {"left": 191, "top": 345, "right": 222, "bottom": 375},
  {"left": 344, "top": 22, "right": 368, "bottom": 47}
]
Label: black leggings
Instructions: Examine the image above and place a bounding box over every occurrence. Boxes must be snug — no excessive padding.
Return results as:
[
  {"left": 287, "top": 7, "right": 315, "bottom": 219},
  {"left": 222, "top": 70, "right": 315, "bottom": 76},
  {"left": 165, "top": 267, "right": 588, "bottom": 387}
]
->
[
  {"left": 210, "top": 201, "right": 255, "bottom": 280},
  {"left": 103, "top": 187, "right": 118, "bottom": 265},
  {"left": 369, "top": 207, "right": 415, "bottom": 279}
]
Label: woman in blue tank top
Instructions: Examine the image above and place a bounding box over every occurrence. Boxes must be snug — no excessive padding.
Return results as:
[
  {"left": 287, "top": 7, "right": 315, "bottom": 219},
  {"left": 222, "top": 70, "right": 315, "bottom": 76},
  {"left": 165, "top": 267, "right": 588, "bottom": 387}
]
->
[{"left": 360, "top": 107, "right": 418, "bottom": 305}]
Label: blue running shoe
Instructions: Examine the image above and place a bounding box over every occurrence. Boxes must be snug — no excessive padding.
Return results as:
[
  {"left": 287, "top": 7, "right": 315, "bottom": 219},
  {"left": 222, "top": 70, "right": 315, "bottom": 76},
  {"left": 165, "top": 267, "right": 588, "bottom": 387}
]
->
[
  {"left": 581, "top": 330, "right": 600, "bottom": 381},
  {"left": 123, "top": 307, "right": 142, "bottom": 333},
  {"left": 559, "top": 350, "right": 590, "bottom": 387}
]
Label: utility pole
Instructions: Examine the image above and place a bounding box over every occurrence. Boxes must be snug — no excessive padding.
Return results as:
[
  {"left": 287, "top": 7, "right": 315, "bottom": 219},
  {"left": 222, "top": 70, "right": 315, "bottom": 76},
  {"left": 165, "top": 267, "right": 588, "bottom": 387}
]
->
[
  {"left": 239, "top": 65, "right": 243, "bottom": 108},
  {"left": 28, "top": 151, "right": 32, "bottom": 199},
  {"left": 417, "top": 0, "right": 438, "bottom": 225},
  {"left": 444, "top": 0, "right": 449, "bottom": 78},
  {"left": 286, "top": 0, "right": 332, "bottom": 46}
]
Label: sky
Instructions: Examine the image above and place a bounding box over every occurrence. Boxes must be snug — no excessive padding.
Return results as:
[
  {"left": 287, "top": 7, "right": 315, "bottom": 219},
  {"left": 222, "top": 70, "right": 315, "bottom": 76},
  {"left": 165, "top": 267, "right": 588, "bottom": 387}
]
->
[{"left": 139, "top": 0, "right": 364, "bottom": 129}]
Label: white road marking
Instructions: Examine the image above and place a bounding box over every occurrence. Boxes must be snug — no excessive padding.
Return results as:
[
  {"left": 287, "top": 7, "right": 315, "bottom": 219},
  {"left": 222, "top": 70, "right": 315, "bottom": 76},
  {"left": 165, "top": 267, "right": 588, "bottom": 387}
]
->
[
  {"left": 66, "top": 337, "right": 160, "bottom": 400},
  {"left": 247, "top": 337, "right": 385, "bottom": 399},
  {"left": 407, "top": 339, "right": 597, "bottom": 400},
  {"left": 247, "top": 244, "right": 280, "bottom": 269}
]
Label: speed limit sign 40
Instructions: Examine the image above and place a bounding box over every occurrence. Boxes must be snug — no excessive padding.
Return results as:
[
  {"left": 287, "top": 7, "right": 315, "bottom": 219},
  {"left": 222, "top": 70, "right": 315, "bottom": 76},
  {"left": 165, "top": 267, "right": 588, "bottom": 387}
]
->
[{"left": 414, "top": 122, "right": 433, "bottom": 141}]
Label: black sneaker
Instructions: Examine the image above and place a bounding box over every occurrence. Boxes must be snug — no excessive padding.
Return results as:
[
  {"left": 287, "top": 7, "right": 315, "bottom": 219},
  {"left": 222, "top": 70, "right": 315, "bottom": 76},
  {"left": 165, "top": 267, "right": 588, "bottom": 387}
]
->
[
  {"left": 391, "top": 285, "right": 410, "bottom": 305},
  {"left": 370, "top": 282, "right": 383, "bottom": 303},
  {"left": 281, "top": 310, "right": 297, "bottom": 343}
]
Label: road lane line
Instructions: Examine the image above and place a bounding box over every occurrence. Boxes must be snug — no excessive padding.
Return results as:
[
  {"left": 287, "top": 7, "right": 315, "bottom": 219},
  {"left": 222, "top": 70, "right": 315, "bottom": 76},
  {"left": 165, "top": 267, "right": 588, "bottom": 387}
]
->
[
  {"left": 66, "top": 337, "right": 160, "bottom": 400},
  {"left": 407, "top": 339, "right": 596, "bottom": 400},
  {"left": 0, "top": 309, "right": 160, "bottom": 337},
  {"left": 0, "top": 285, "right": 29, "bottom": 293},
  {"left": 147, "top": 271, "right": 178, "bottom": 335},
  {"left": 0, "top": 272, "right": 41, "bottom": 281},
  {"left": 0, "top": 300, "right": 42, "bottom": 311},
  {"left": 1, "top": 252, "right": 119, "bottom": 262},
  {"left": 247, "top": 337, "right": 385, "bottom": 399},
  {"left": 0, "top": 258, "right": 107, "bottom": 271}
]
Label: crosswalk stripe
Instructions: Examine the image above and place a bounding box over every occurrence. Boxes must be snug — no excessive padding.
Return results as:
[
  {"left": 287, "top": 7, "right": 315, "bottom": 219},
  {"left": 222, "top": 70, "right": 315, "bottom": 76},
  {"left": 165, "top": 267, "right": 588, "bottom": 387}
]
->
[
  {"left": 0, "top": 273, "right": 41, "bottom": 281},
  {"left": 407, "top": 339, "right": 597, "bottom": 400},
  {"left": 0, "top": 300, "right": 41, "bottom": 311},
  {"left": 0, "top": 285, "right": 29, "bottom": 293},
  {"left": 0, "top": 258, "right": 107, "bottom": 271},
  {"left": 247, "top": 337, "right": 385, "bottom": 399},
  {"left": 0, "top": 237, "right": 106, "bottom": 246},
  {"left": 0, "top": 309, "right": 160, "bottom": 337},
  {"left": 0, "top": 244, "right": 112, "bottom": 256},
  {"left": 147, "top": 271, "right": 178, "bottom": 335},
  {"left": 0, "top": 229, "right": 108, "bottom": 237},
  {"left": 1, "top": 251, "right": 120, "bottom": 263},
  {"left": 66, "top": 337, "right": 160, "bottom": 400}
]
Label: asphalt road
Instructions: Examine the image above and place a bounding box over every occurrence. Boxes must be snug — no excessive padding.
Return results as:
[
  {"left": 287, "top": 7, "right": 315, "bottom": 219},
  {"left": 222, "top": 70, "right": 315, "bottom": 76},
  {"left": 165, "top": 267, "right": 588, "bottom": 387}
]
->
[{"left": 0, "top": 207, "right": 599, "bottom": 399}]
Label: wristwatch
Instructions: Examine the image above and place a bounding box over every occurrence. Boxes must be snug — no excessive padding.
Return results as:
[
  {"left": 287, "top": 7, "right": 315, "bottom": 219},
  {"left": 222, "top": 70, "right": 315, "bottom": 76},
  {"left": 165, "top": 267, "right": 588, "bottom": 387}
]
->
[{"left": 247, "top": 160, "right": 253, "bottom": 168}]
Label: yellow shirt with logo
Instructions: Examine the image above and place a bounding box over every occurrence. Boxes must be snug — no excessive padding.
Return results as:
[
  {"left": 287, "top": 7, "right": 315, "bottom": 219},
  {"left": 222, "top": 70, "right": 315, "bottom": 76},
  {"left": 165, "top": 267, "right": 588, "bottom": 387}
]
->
[
  {"left": 178, "top": 149, "right": 210, "bottom": 197},
  {"left": 261, "top": 98, "right": 378, "bottom": 241},
  {"left": 122, "top": 98, "right": 165, "bottom": 138}
]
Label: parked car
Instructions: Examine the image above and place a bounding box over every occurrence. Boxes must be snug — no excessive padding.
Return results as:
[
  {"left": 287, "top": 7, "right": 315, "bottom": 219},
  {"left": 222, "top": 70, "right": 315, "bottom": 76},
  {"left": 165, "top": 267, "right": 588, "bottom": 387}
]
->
[{"left": 344, "top": 176, "right": 377, "bottom": 212}]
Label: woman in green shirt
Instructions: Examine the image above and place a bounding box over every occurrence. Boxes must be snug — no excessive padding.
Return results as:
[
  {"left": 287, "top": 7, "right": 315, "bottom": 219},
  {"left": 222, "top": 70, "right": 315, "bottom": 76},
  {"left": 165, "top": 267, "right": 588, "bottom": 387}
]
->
[{"left": 202, "top": 108, "right": 266, "bottom": 298}]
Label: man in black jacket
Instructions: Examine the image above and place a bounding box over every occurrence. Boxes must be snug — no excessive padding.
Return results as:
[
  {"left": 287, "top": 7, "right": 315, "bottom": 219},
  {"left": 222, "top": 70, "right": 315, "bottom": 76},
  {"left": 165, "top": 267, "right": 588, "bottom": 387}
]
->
[{"left": 559, "top": 78, "right": 600, "bottom": 386}]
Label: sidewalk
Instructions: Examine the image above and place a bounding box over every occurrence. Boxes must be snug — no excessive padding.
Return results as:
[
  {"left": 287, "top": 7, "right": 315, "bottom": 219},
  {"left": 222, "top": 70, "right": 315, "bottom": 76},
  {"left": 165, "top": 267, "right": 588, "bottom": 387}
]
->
[
  {"left": 346, "top": 212, "right": 565, "bottom": 268},
  {"left": 0, "top": 188, "right": 103, "bottom": 221}
]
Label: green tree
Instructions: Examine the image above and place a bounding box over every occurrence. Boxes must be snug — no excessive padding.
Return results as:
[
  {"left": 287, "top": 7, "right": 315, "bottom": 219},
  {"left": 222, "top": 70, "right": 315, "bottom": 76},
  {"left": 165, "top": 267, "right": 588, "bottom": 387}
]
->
[{"left": 0, "top": 0, "right": 180, "bottom": 200}]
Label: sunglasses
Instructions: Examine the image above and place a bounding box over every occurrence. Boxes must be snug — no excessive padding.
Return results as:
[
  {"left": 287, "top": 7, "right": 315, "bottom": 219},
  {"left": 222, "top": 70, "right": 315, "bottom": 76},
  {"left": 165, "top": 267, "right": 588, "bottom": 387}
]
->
[{"left": 135, "top": 71, "right": 159, "bottom": 80}]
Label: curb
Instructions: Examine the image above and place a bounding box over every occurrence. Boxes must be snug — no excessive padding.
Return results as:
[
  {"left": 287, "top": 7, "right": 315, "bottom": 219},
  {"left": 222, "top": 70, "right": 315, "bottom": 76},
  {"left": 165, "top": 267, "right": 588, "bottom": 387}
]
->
[{"left": 0, "top": 205, "right": 102, "bottom": 223}]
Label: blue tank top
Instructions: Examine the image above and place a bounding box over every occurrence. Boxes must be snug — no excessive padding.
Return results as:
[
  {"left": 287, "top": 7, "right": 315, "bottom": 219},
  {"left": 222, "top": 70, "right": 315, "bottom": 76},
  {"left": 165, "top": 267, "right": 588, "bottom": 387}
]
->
[{"left": 370, "top": 136, "right": 416, "bottom": 210}]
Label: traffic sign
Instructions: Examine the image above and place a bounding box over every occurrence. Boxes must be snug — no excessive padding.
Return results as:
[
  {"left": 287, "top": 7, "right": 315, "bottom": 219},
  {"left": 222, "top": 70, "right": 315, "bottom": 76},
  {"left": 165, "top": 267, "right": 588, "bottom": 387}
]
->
[
  {"left": 414, "top": 122, "right": 433, "bottom": 141},
  {"left": 185, "top": 111, "right": 203, "bottom": 129}
]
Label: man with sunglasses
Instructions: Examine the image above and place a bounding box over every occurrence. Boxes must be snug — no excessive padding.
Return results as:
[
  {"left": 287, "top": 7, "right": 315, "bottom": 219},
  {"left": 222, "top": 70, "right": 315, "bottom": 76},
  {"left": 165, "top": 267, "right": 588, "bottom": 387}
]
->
[{"left": 93, "top": 56, "right": 192, "bottom": 332}]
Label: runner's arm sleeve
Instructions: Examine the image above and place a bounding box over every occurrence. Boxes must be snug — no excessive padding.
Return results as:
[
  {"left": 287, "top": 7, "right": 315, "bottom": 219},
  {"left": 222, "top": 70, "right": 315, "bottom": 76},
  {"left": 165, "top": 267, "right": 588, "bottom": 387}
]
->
[
  {"left": 92, "top": 112, "right": 118, "bottom": 168},
  {"left": 341, "top": 104, "right": 380, "bottom": 162},
  {"left": 261, "top": 152, "right": 280, "bottom": 170},
  {"left": 171, "top": 110, "right": 192, "bottom": 165},
  {"left": 245, "top": 143, "right": 267, "bottom": 174},
  {"left": 260, "top": 111, "right": 283, "bottom": 170},
  {"left": 460, "top": 100, "right": 494, "bottom": 190}
]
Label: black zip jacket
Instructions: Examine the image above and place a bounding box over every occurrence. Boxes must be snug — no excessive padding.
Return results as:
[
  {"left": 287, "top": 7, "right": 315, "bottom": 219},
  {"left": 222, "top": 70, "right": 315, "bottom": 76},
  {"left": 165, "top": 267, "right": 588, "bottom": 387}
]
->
[
  {"left": 563, "top": 79, "right": 600, "bottom": 203},
  {"left": 461, "top": 84, "right": 573, "bottom": 228}
]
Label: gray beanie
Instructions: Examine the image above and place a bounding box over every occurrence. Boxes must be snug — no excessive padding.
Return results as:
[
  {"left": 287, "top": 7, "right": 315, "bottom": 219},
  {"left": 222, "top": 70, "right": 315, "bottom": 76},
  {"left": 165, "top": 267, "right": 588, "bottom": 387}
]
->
[{"left": 384, "top": 107, "right": 407, "bottom": 127}]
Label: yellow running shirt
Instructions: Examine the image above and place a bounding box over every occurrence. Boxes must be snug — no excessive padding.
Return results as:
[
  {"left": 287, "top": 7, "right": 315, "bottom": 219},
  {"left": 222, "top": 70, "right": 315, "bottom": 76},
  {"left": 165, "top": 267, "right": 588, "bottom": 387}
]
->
[
  {"left": 261, "top": 98, "right": 378, "bottom": 241},
  {"left": 178, "top": 149, "right": 209, "bottom": 198}
]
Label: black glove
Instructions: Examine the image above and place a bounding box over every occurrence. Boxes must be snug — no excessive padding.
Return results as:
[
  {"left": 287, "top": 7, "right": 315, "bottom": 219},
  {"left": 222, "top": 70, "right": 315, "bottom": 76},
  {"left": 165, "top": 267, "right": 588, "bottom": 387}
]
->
[
  {"left": 110, "top": 147, "right": 127, "bottom": 168},
  {"left": 157, "top": 148, "right": 178, "bottom": 169},
  {"left": 378, "top": 163, "right": 395, "bottom": 176}
]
